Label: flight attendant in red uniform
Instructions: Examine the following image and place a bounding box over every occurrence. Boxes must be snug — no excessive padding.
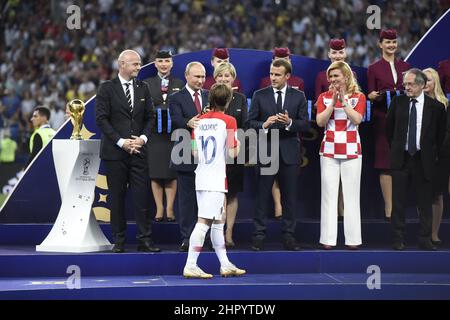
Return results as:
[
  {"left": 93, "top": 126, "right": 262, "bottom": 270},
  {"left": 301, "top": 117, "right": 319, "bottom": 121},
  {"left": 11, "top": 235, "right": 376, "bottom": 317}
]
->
[
  {"left": 259, "top": 47, "right": 306, "bottom": 220},
  {"left": 259, "top": 47, "right": 305, "bottom": 90},
  {"left": 315, "top": 39, "right": 348, "bottom": 100},
  {"left": 203, "top": 48, "right": 243, "bottom": 92},
  {"left": 367, "top": 29, "right": 410, "bottom": 221}
]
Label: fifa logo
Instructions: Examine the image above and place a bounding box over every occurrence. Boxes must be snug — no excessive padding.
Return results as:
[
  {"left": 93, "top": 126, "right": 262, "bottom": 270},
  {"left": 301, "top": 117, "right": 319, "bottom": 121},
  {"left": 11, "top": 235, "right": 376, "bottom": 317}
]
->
[{"left": 82, "top": 158, "right": 91, "bottom": 175}]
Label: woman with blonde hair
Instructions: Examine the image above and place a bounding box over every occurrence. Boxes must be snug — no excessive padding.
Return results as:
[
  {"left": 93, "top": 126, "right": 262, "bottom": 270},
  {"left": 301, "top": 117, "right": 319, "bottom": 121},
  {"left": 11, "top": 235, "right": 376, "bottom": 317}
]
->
[
  {"left": 423, "top": 67, "right": 449, "bottom": 246},
  {"left": 316, "top": 61, "right": 366, "bottom": 249},
  {"left": 213, "top": 62, "right": 248, "bottom": 248}
]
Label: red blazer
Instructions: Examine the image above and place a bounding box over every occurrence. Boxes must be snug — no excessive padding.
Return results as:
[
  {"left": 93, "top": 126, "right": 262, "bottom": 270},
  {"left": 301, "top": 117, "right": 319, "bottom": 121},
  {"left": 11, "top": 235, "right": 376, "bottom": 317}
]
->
[
  {"left": 259, "top": 75, "right": 304, "bottom": 90},
  {"left": 367, "top": 58, "right": 410, "bottom": 93},
  {"left": 438, "top": 58, "right": 450, "bottom": 94}
]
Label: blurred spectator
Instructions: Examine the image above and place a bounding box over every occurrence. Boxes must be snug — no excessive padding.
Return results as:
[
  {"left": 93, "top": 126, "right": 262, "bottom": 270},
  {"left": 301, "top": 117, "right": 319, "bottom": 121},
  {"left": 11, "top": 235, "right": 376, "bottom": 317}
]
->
[{"left": 1, "top": 0, "right": 447, "bottom": 161}]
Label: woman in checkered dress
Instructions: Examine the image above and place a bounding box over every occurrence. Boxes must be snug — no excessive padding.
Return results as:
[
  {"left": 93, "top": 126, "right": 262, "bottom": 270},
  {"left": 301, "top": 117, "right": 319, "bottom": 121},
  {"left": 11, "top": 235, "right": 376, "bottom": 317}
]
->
[{"left": 316, "top": 61, "right": 366, "bottom": 249}]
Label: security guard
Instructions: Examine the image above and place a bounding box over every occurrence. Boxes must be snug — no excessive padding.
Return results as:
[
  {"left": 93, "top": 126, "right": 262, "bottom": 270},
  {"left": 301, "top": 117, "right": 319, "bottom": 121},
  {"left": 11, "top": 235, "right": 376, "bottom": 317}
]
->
[{"left": 27, "top": 106, "right": 55, "bottom": 166}]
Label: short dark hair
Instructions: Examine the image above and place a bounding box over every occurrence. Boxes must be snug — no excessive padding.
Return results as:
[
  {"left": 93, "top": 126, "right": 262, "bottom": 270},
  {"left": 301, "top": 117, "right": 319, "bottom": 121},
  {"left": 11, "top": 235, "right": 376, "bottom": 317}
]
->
[
  {"left": 208, "top": 83, "right": 232, "bottom": 111},
  {"left": 271, "top": 59, "right": 292, "bottom": 75},
  {"left": 34, "top": 106, "right": 51, "bottom": 120}
]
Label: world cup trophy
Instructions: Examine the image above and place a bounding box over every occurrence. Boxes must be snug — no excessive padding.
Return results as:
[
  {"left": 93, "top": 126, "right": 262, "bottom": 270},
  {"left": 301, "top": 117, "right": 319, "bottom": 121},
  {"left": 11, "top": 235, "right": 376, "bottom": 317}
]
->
[{"left": 67, "top": 99, "right": 85, "bottom": 140}]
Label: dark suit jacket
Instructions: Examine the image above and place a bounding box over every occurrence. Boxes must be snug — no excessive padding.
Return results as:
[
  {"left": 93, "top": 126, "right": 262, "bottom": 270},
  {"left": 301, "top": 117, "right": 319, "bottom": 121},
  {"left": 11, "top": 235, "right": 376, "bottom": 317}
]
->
[
  {"left": 247, "top": 86, "right": 310, "bottom": 165},
  {"left": 95, "top": 77, "right": 154, "bottom": 160},
  {"left": 226, "top": 91, "right": 247, "bottom": 129},
  {"left": 441, "top": 107, "right": 450, "bottom": 167},
  {"left": 144, "top": 75, "right": 184, "bottom": 107},
  {"left": 169, "top": 86, "right": 209, "bottom": 171},
  {"left": 386, "top": 94, "right": 446, "bottom": 180}
]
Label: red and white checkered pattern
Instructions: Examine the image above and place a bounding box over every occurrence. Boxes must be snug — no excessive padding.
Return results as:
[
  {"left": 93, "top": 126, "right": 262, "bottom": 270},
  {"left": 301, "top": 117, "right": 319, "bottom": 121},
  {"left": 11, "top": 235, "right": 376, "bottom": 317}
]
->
[{"left": 317, "top": 92, "right": 366, "bottom": 159}]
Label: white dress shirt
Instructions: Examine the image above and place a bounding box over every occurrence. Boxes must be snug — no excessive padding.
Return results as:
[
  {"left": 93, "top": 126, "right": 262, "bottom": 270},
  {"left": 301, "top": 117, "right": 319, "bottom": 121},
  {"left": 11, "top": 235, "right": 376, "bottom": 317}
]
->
[{"left": 405, "top": 91, "right": 424, "bottom": 151}]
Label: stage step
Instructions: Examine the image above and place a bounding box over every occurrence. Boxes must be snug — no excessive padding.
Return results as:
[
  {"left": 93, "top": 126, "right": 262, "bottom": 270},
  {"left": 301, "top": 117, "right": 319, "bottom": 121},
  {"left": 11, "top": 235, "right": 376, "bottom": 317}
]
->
[
  {"left": 1, "top": 246, "right": 449, "bottom": 277},
  {"left": 1, "top": 273, "right": 450, "bottom": 300},
  {"left": 1, "top": 219, "right": 449, "bottom": 245}
]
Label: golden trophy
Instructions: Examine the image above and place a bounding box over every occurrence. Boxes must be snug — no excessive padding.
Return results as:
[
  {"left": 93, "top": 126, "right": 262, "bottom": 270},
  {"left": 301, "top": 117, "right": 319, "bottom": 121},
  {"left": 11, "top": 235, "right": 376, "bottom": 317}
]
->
[{"left": 67, "top": 99, "right": 85, "bottom": 140}]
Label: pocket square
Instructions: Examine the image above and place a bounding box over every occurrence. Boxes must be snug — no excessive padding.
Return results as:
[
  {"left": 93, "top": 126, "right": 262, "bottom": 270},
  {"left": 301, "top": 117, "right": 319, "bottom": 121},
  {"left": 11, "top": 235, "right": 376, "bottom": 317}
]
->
[
  {"left": 172, "top": 88, "right": 180, "bottom": 91},
  {"left": 140, "top": 98, "right": 145, "bottom": 101}
]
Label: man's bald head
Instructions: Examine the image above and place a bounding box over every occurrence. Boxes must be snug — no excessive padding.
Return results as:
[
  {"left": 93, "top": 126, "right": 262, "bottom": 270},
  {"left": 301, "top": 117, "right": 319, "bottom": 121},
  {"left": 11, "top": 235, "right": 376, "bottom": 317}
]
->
[{"left": 118, "top": 49, "right": 142, "bottom": 80}]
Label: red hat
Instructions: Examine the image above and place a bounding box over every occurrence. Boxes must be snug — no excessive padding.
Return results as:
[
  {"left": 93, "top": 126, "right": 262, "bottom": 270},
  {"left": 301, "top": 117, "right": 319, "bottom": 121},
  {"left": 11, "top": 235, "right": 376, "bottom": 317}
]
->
[
  {"left": 273, "top": 47, "right": 291, "bottom": 59},
  {"left": 329, "top": 38, "right": 346, "bottom": 50},
  {"left": 379, "top": 29, "right": 397, "bottom": 40},
  {"left": 212, "top": 48, "right": 229, "bottom": 59}
]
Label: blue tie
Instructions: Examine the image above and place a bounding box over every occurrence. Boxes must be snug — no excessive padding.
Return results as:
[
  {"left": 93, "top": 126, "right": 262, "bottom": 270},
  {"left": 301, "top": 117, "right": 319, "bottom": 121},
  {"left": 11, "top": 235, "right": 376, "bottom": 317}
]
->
[{"left": 407, "top": 98, "right": 417, "bottom": 156}]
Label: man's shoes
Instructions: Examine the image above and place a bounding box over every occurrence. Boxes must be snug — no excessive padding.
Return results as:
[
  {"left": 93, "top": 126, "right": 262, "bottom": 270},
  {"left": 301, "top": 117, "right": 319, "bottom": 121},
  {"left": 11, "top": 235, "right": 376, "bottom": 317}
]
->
[
  {"left": 251, "top": 238, "right": 264, "bottom": 251},
  {"left": 346, "top": 245, "right": 359, "bottom": 250},
  {"left": 179, "top": 241, "right": 189, "bottom": 252},
  {"left": 392, "top": 242, "right": 405, "bottom": 250},
  {"left": 220, "top": 263, "right": 246, "bottom": 277},
  {"left": 418, "top": 241, "right": 437, "bottom": 251},
  {"left": 283, "top": 238, "right": 301, "bottom": 251},
  {"left": 137, "top": 241, "right": 161, "bottom": 252},
  {"left": 183, "top": 265, "right": 213, "bottom": 279},
  {"left": 112, "top": 243, "right": 125, "bottom": 253}
]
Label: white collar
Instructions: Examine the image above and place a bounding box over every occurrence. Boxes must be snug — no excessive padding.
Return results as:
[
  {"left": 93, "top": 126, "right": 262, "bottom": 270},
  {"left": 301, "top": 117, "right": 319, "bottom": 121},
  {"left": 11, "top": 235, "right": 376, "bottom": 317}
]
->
[{"left": 273, "top": 85, "right": 288, "bottom": 95}]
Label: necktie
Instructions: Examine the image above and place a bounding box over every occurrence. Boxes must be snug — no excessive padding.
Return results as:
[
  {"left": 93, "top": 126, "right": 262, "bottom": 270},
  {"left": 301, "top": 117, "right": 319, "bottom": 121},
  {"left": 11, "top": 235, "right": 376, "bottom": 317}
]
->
[
  {"left": 194, "top": 91, "right": 202, "bottom": 114},
  {"left": 276, "top": 90, "right": 283, "bottom": 113},
  {"left": 408, "top": 98, "right": 417, "bottom": 156},
  {"left": 124, "top": 82, "right": 133, "bottom": 112}
]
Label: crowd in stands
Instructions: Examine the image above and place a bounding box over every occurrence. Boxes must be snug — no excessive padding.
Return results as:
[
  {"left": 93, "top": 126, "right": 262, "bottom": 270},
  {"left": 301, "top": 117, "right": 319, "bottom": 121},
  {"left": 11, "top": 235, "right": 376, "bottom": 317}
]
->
[{"left": 0, "top": 0, "right": 448, "bottom": 159}]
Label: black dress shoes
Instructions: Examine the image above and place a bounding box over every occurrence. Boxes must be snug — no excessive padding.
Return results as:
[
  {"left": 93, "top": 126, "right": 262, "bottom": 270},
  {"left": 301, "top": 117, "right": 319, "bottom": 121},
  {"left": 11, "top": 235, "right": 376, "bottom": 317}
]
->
[
  {"left": 112, "top": 243, "right": 125, "bottom": 253},
  {"left": 283, "top": 238, "right": 301, "bottom": 251},
  {"left": 251, "top": 238, "right": 264, "bottom": 251},
  {"left": 418, "top": 241, "right": 437, "bottom": 251},
  {"left": 392, "top": 242, "right": 405, "bottom": 250},
  {"left": 179, "top": 241, "right": 189, "bottom": 252},
  {"left": 137, "top": 241, "right": 161, "bottom": 252}
]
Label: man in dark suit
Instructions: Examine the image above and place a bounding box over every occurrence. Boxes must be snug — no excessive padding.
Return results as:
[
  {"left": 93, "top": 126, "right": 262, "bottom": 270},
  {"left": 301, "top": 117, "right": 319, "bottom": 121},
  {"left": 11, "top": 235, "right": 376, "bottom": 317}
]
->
[
  {"left": 95, "top": 49, "right": 160, "bottom": 253},
  {"left": 247, "top": 58, "right": 310, "bottom": 251},
  {"left": 386, "top": 68, "right": 447, "bottom": 251},
  {"left": 169, "top": 61, "right": 208, "bottom": 251}
]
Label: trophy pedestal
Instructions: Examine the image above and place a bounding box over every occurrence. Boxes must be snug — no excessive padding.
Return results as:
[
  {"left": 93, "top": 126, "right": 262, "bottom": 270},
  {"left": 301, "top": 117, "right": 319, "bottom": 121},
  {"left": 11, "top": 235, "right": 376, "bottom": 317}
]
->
[{"left": 36, "top": 140, "right": 113, "bottom": 253}]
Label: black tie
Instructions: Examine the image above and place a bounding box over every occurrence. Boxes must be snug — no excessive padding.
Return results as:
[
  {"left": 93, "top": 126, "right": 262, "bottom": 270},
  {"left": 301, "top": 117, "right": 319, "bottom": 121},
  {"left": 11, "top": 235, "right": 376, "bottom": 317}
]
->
[
  {"left": 408, "top": 98, "right": 417, "bottom": 156},
  {"left": 276, "top": 90, "right": 283, "bottom": 113},
  {"left": 124, "top": 82, "right": 133, "bottom": 112}
]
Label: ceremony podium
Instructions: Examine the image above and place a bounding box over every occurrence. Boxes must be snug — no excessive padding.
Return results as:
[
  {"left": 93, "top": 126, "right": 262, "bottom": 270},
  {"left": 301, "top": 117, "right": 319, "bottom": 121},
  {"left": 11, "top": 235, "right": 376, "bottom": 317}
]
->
[{"left": 36, "top": 139, "right": 112, "bottom": 252}]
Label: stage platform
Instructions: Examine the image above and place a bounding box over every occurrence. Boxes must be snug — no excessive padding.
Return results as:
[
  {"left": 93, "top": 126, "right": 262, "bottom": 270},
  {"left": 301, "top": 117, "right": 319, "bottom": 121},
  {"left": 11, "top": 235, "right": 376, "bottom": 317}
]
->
[{"left": 0, "top": 220, "right": 449, "bottom": 300}]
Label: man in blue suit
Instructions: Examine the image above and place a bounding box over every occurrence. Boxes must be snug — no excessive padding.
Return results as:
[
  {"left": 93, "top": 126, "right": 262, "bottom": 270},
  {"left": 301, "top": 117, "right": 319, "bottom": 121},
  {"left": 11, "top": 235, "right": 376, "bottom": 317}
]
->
[
  {"left": 247, "top": 58, "right": 310, "bottom": 251},
  {"left": 169, "top": 61, "right": 209, "bottom": 251}
]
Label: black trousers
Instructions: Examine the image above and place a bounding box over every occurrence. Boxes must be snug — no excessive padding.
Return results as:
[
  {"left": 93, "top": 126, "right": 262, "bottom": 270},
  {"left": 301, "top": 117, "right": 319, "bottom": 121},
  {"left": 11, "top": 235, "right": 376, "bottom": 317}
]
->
[
  {"left": 391, "top": 151, "right": 433, "bottom": 244},
  {"left": 104, "top": 157, "right": 152, "bottom": 244},
  {"left": 176, "top": 171, "right": 198, "bottom": 243},
  {"left": 253, "top": 161, "right": 298, "bottom": 241}
]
